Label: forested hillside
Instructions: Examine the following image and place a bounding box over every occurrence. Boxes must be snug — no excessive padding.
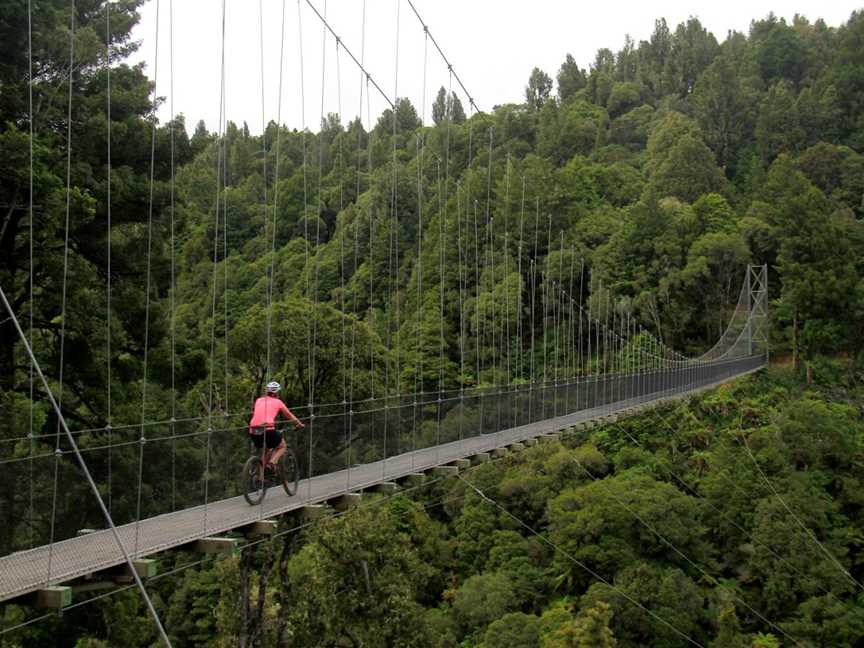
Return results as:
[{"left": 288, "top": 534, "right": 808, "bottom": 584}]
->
[
  {"left": 5, "top": 365, "right": 864, "bottom": 646},
  {"left": 2, "top": 1, "right": 864, "bottom": 645},
  {"left": 3, "top": 4, "right": 864, "bottom": 434}
]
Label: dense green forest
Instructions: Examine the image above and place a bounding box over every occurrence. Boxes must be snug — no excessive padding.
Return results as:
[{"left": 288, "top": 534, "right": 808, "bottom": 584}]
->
[
  {"left": 2, "top": 0, "right": 864, "bottom": 645},
  {"left": 4, "top": 365, "right": 864, "bottom": 646}
]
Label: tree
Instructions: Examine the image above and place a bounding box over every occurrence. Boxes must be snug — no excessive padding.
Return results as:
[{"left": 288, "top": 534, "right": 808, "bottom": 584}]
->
[
  {"left": 280, "top": 501, "right": 436, "bottom": 647},
  {"left": 692, "top": 54, "right": 758, "bottom": 172},
  {"left": 190, "top": 119, "right": 212, "bottom": 157},
  {"left": 544, "top": 602, "right": 617, "bottom": 648},
  {"left": 666, "top": 17, "right": 720, "bottom": 97},
  {"left": 644, "top": 134, "right": 727, "bottom": 204},
  {"left": 755, "top": 81, "right": 802, "bottom": 161},
  {"left": 481, "top": 612, "right": 541, "bottom": 648},
  {"left": 526, "top": 67, "right": 554, "bottom": 111},
  {"left": 432, "top": 87, "right": 467, "bottom": 125},
  {"left": 579, "top": 564, "right": 704, "bottom": 646},
  {"left": 432, "top": 87, "right": 448, "bottom": 125},
  {"left": 605, "top": 82, "right": 642, "bottom": 118},
  {"left": 0, "top": 0, "right": 191, "bottom": 555},
  {"left": 548, "top": 475, "right": 707, "bottom": 589},
  {"left": 452, "top": 572, "right": 519, "bottom": 636},
  {"left": 764, "top": 156, "right": 859, "bottom": 373},
  {"left": 557, "top": 54, "right": 587, "bottom": 102}
]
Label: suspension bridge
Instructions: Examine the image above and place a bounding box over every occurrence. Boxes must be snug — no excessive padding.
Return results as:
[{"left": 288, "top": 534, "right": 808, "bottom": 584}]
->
[{"left": 0, "top": 0, "right": 771, "bottom": 644}]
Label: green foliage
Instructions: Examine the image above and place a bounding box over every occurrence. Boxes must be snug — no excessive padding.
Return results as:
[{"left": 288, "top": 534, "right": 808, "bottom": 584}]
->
[
  {"left": 548, "top": 474, "right": 707, "bottom": 588},
  {"left": 281, "top": 501, "right": 436, "bottom": 647},
  {"left": 480, "top": 612, "right": 540, "bottom": 648},
  {"left": 544, "top": 602, "right": 617, "bottom": 647},
  {"left": 452, "top": 572, "right": 519, "bottom": 636},
  {"left": 3, "top": 5, "right": 864, "bottom": 645}
]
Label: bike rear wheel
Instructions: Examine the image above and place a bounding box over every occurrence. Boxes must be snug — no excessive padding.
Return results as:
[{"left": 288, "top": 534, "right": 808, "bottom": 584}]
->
[
  {"left": 278, "top": 448, "right": 299, "bottom": 497},
  {"left": 242, "top": 455, "right": 267, "bottom": 506}
]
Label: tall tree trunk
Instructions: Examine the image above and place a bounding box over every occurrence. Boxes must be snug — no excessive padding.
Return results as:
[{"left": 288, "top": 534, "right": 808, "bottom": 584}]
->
[{"left": 251, "top": 539, "right": 276, "bottom": 648}]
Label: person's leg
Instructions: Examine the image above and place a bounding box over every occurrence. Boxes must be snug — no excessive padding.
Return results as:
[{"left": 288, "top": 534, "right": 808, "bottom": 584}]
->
[{"left": 269, "top": 437, "right": 286, "bottom": 465}]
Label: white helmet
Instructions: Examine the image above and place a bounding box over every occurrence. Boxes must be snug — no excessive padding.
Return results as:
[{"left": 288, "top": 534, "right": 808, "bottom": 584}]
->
[{"left": 266, "top": 381, "right": 281, "bottom": 393}]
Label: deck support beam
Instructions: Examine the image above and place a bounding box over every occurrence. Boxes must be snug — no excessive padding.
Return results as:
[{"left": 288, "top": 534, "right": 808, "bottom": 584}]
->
[
  {"left": 34, "top": 586, "right": 71, "bottom": 610},
  {"left": 367, "top": 482, "right": 399, "bottom": 495},
  {"left": 396, "top": 473, "right": 427, "bottom": 487},
  {"left": 430, "top": 465, "right": 459, "bottom": 478},
  {"left": 239, "top": 520, "right": 278, "bottom": 538},
  {"left": 329, "top": 493, "right": 362, "bottom": 512},
  {"left": 300, "top": 504, "right": 328, "bottom": 521},
  {"left": 195, "top": 537, "right": 239, "bottom": 555}
]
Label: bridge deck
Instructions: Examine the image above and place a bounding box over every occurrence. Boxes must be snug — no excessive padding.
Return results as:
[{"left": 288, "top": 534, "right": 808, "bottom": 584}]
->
[{"left": 0, "top": 364, "right": 763, "bottom": 604}]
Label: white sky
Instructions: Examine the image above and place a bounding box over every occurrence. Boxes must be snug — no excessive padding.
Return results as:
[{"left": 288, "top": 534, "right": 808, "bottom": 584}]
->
[{"left": 128, "top": 0, "right": 863, "bottom": 135}]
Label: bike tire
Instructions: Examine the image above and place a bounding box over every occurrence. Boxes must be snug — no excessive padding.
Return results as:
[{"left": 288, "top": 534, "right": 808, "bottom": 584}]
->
[
  {"left": 279, "top": 448, "right": 299, "bottom": 497},
  {"left": 242, "top": 455, "right": 267, "bottom": 506}
]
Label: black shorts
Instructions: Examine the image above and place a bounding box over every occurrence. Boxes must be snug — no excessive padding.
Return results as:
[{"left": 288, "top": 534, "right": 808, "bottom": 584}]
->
[{"left": 250, "top": 428, "right": 283, "bottom": 450}]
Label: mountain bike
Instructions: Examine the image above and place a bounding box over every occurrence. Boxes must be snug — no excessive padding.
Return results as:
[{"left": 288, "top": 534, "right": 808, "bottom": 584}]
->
[{"left": 241, "top": 425, "right": 300, "bottom": 505}]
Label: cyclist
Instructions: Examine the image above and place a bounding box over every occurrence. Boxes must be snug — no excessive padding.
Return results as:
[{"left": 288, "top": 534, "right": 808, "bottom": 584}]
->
[{"left": 248, "top": 381, "right": 304, "bottom": 468}]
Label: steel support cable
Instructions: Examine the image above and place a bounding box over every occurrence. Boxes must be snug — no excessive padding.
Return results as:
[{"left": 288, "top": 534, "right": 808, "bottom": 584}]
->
[
  {"left": 169, "top": 0, "right": 178, "bottom": 513},
  {"left": 381, "top": 6, "right": 394, "bottom": 467},
  {"left": 136, "top": 0, "right": 162, "bottom": 556},
  {"left": 222, "top": 53, "right": 230, "bottom": 460},
  {"left": 267, "top": 0, "right": 288, "bottom": 395},
  {"left": 105, "top": 1, "right": 114, "bottom": 516},
  {"left": 457, "top": 474, "right": 705, "bottom": 648},
  {"left": 455, "top": 183, "right": 464, "bottom": 441},
  {"left": 741, "top": 434, "right": 864, "bottom": 593},
  {"left": 27, "top": 0, "right": 35, "bottom": 549},
  {"left": 413, "top": 26, "right": 427, "bottom": 468},
  {"left": 296, "top": 0, "right": 313, "bottom": 502},
  {"left": 555, "top": 232, "right": 564, "bottom": 415},
  {"left": 484, "top": 128, "right": 493, "bottom": 392},
  {"left": 329, "top": 41, "right": 355, "bottom": 494},
  {"left": 347, "top": 0, "right": 367, "bottom": 490},
  {"left": 488, "top": 217, "right": 497, "bottom": 435},
  {"left": 309, "top": 0, "right": 329, "bottom": 497},
  {"left": 403, "top": 0, "right": 479, "bottom": 113},
  {"left": 567, "top": 453, "right": 804, "bottom": 647},
  {"left": 437, "top": 159, "right": 446, "bottom": 460},
  {"left": 503, "top": 231, "right": 512, "bottom": 426},
  {"left": 260, "top": 0, "right": 271, "bottom": 379},
  {"left": 257, "top": 0, "right": 277, "bottom": 523},
  {"left": 205, "top": 0, "right": 228, "bottom": 535},
  {"left": 303, "top": 0, "right": 394, "bottom": 110},
  {"left": 46, "top": 0, "right": 76, "bottom": 586},
  {"left": 566, "top": 248, "right": 576, "bottom": 411},
  {"left": 388, "top": 0, "right": 403, "bottom": 477},
  {"left": 0, "top": 286, "right": 173, "bottom": 647},
  {"left": 516, "top": 176, "right": 525, "bottom": 383},
  {"left": 612, "top": 413, "right": 855, "bottom": 612},
  {"left": 529, "top": 197, "right": 538, "bottom": 417},
  {"left": 442, "top": 72, "right": 456, "bottom": 440},
  {"left": 577, "top": 259, "right": 585, "bottom": 410},
  {"left": 366, "top": 74, "right": 375, "bottom": 401},
  {"left": 430, "top": 35, "right": 446, "bottom": 463},
  {"left": 335, "top": 30, "right": 349, "bottom": 493},
  {"left": 503, "top": 157, "right": 512, "bottom": 395}
]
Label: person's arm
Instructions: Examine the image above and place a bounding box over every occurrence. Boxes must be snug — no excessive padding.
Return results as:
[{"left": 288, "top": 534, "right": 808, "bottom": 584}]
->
[{"left": 279, "top": 400, "right": 304, "bottom": 427}]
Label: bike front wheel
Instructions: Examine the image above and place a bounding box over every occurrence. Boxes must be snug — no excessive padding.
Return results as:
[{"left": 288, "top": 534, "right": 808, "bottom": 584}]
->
[
  {"left": 242, "top": 455, "right": 267, "bottom": 506},
  {"left": 278, "top": 448, "right": 299, "bottom": 497}
]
